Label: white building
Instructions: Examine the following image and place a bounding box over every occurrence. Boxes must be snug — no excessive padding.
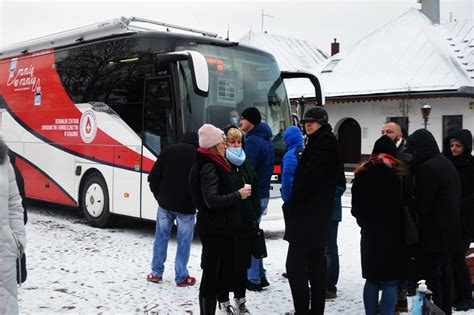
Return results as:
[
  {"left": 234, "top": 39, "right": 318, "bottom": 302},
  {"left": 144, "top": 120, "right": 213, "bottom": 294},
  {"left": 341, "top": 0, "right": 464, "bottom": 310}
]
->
[
  {"left": 240, "top": 1, "right": 474, "bottom": 164},
  {"left": 321, "top": 3, "right": 473, "bottom": 163}
]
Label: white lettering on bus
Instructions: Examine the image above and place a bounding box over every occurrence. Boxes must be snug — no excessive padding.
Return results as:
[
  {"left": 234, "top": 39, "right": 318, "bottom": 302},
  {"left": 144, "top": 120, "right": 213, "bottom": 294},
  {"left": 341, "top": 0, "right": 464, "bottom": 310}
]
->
[{"left": 7, "top": 63, "right": 40, "bottom": 92}]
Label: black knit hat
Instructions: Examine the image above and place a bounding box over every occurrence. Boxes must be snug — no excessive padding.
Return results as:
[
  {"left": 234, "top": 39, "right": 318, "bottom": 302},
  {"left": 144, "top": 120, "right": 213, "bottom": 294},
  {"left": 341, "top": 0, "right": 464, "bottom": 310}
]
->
[
  {"left": 300, "top": 106, "right": 328, "bottom": 125},
  {"left": 241, "top": 107, "right": 261, "bottom": 126},
  {"left": 372, "top": 135, "right": 397, "bottom": 157}
]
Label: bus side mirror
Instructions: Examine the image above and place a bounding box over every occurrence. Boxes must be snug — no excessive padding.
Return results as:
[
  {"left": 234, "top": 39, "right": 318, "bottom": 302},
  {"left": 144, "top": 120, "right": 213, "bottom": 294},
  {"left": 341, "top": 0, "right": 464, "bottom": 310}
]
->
[
  {"left": 157, "top": 50, "right": 209, "bottom": 97},
  {"left": 291, "top": 113, "right": 300, "bottom": 126}
]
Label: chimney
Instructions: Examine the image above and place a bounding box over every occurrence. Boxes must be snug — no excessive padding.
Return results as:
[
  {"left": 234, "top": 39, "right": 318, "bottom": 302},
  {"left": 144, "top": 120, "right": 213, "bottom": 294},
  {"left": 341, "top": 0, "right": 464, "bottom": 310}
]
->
[
  {"left": 331, "top": 38, "right": 340, "bottom": 56},
  {"left": 420, "top": 0, "right": 440, "bottom": 24}
]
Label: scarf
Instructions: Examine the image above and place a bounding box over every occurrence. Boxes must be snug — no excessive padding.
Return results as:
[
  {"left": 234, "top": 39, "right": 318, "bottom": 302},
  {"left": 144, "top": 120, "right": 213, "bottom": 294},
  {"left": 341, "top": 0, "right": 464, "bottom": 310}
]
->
[
  {"left": 226, "top": 147, "right": 246, "bottom": 166},
  {"left": 356, "top": 153, "right": 398, "bottom": 175},
  {"left": 198, "top": 147, "right": 231, "bottom": 173}
]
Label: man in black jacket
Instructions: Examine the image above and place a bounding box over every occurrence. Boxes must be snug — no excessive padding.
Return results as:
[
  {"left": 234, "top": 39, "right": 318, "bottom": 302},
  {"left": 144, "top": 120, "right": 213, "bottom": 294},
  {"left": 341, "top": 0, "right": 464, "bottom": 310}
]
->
[
  {"left": 283, "top": 106, "right": 341, "bottom": 314},
  {"left": 146, "top": 132, "right": 199, "bottom": 287},
  {"left": 406, "top": 129, "right": 463, "bottom": 315}
]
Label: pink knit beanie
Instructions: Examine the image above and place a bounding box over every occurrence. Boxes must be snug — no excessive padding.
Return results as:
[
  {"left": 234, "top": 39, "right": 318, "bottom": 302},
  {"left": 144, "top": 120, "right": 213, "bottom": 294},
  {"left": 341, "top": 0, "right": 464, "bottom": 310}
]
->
[{"left": 198, "top": 124, "right": 225, "bottom": 148}]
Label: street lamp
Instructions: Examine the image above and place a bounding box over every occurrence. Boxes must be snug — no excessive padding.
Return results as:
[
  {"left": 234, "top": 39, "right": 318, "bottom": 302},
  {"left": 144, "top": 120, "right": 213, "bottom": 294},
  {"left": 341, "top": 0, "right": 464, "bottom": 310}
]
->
[{"left": 420, "top": 104, "right": 432, "bottom": 129}]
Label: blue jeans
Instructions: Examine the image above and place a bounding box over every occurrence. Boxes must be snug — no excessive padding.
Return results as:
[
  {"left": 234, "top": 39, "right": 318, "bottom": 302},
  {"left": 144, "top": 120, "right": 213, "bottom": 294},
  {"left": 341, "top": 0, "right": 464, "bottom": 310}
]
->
[
  {"left": 363, "top": 279, "right": 398, "bottom": 315},
  {"left": 247, "top": 198, "right": 269, "bottom": 284},
  {"left": 325, "top": 220, "right": 339, "bottom": 292},
  {"left": 151, "top": 207, "right": 195, "bottom": 283}
]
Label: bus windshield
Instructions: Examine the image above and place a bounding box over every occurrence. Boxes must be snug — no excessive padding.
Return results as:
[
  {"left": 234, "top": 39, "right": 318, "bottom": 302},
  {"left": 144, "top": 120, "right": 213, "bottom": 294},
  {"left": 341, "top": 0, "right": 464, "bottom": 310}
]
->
[{"left": 175, "top": 42, "right": 291, "bottom": 145}]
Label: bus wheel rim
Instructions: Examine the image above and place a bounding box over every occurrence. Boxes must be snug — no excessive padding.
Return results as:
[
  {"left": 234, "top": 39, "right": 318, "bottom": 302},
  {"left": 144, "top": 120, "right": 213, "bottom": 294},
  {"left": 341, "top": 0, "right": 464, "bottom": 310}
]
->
[{"left": 85, "top": 183, "right": 105, "bottom": 218}]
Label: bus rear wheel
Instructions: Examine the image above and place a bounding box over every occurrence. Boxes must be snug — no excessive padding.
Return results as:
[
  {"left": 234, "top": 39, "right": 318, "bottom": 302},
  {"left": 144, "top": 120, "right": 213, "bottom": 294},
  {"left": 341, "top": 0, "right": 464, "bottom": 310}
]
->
[{"left": 81, "top": 173, "right": 112, "bottom": 228}]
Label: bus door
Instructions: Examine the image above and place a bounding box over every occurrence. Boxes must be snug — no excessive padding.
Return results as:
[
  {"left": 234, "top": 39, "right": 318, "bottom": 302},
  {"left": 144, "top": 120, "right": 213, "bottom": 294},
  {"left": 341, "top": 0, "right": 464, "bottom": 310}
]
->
[{"left": 140, "top": 75, "right": 177, "bottom": 220}]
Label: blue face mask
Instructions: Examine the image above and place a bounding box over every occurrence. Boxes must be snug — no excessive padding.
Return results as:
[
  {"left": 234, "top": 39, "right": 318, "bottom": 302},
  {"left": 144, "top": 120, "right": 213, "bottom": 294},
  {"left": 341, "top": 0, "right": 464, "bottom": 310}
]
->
[
  {"left": 230, "top": 117, "right": 239, "bottom": 127},
  {"left": 226, "top": 147, "right": 246, "bottom": 166},
  {"left": 227, "top": 146, "right": 243, "bottom": 156}
]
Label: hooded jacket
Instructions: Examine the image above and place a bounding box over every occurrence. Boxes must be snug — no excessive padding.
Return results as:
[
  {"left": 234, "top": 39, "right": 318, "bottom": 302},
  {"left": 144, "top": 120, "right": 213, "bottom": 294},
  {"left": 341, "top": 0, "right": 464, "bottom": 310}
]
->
[
  {"left": 281, "top": 126, "right": 304, "bottom": 203},
  {"left": 244, "top": 123, "right": 275, "bottom": 199},
  {"left": 148, "top": 132, "right": 198, "bottom": 214},
  {"left": 0, "top": 138, "right": 26, "bottom": 314},
  {"left": 443, "top": 129, "right": 474, "bottom": 241},
  {"left": 406, "top": 129, "right": 463, "bottom": 254},
  {"left": 351, "top": 136, "right": 410, "bottom": 280}
]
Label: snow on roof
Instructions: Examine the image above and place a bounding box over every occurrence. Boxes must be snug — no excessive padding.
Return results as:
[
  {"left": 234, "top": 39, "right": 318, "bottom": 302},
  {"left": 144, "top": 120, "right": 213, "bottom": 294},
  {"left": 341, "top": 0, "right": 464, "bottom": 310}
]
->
[
  {"left": 321, "top": 8, "right": 474, "bottom": 98},
  {"left": 239, "top": 30, "right": 328, "bottom": 72},
  {"left": 239, "top": 30, "right": 328, "bottom": 99}
]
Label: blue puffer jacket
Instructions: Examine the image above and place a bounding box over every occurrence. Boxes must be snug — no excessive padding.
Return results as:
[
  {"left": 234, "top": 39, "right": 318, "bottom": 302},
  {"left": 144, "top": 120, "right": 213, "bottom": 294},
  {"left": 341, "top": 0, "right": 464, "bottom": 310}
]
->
[
  {"left": 281, "top": 126, "right": 304, "bottom": 202},
  {"left": 244, "top": 123, "right": 275, "bottom": 199}
]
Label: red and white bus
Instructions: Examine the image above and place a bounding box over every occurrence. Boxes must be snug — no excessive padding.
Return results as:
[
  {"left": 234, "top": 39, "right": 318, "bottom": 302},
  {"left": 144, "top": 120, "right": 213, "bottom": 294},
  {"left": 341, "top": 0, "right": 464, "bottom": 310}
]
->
[{"left": 0, "top": 17, "right": 323, "bottom": 227}]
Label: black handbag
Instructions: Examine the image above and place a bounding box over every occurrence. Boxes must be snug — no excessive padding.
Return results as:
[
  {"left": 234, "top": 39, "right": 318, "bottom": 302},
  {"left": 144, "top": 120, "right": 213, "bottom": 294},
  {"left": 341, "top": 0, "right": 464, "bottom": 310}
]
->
[
  {"left": 400, "top": 178, "right": 419, "bottom": 246},
  {"left": 251, "top": 228, "right": 267, "bottom": 259}
]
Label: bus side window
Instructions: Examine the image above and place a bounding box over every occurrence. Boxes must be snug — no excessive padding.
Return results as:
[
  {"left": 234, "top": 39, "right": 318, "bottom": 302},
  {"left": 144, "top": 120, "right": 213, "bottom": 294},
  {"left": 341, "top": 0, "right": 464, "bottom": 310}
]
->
[{"left": 144, "top": 77, "right": 175, "bottom": 154}]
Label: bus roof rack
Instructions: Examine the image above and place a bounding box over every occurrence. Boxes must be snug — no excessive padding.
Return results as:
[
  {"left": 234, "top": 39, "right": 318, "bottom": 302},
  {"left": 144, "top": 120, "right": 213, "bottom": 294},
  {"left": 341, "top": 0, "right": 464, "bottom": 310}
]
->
[{"left": 0, "top": 16, "right": 219, "bottom": 59}]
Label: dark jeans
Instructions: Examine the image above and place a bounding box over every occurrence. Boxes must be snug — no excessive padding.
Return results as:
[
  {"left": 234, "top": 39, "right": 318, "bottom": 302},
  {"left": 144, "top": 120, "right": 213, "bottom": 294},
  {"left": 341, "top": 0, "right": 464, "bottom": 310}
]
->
[
  {"left": 418, "top": 252, "right": 453, "bottom": 315},
  {"left": 363, "top": 279, "right": 398, "bottom": 315},
  {"left": 286, "top": 244, "right": 326, "bottom": 315},
  {"left": 325, "top": 221, "right": 339, "bottom": 293},
  {"left": 452, "top": 241, "right": 472, "bottom": 303}
]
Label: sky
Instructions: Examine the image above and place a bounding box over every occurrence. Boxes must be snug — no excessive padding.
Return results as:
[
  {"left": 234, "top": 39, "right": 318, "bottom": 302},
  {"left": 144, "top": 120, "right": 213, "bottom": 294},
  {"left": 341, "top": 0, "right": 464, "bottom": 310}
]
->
[{"left": 0, "top": 0, "right": 472, "bottom": 56}]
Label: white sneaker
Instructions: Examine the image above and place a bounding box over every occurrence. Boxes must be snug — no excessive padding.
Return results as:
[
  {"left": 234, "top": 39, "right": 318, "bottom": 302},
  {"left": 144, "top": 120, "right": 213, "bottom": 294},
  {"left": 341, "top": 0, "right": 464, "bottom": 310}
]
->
[
  {"left": 234, "top": 297, "right": 251, "bottom": 315},
  {"left": 218, "top": 301, "right": 237, "bottom": 315}
]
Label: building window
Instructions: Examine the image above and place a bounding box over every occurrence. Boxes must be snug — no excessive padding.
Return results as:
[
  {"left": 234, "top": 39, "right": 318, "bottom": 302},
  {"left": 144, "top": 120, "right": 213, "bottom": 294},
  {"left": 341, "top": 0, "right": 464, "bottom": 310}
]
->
[
  {"left": 387, "top": 117, "right": 409, "bottom": 139},
  {"left": 442, "top": 115, "right": 463, "bottom": 139},
  {"left": 321, "top": 59, "right": 341, "bottom": 73}
]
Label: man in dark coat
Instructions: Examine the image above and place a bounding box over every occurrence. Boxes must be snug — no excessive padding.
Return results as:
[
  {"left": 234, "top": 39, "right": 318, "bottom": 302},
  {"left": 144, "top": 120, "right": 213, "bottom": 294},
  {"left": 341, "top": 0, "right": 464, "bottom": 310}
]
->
[
  {"left": 382, "top": 121, "right": 412, "bottom": 164},
  {"left": 239, "top": 107, "right": 274, "bottom": 291},
  {"left": 443, "top": 129, "right": 474, "bottom": 311},
  {"left": 406, "top": 129, "right": 463, "bottom": 315},
  {"left": 283, "top": 106, "right": 341, "bottom": 314},
  {"left": 146, "top": 132, "right": 199, "bottom": 287}
]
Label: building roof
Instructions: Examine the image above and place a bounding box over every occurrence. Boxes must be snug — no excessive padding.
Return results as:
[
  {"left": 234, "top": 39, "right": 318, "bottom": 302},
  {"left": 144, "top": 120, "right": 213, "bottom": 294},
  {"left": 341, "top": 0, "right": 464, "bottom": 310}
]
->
[
  {"left": 240, "top": 30, "right": 328, "bottom": 73},
  {"left": 321, "top": 8, "right": 474, "bottom": 98}
]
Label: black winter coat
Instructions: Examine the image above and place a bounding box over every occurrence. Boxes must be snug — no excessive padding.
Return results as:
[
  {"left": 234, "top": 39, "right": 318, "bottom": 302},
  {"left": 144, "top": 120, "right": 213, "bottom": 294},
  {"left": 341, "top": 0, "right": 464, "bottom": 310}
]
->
[
  {"left": 283, "top": 124, "right": 341, "bottom": 248},
  {"left": 148, "top": 134, "right": 198, "bottom": 214},
  {"left": 443, "top": 129, "right": 474, "bottom": 242},
  {"left": 189, "top": 152, "right": 241, "bottom": 236},
  {"left": 407, "top": 129, "right": 463, "bottom": 254},
  {"left": 351, "top": 163, "right": 410, "bottom": 280},
  {"left": 228, "top": 161, "right": 260, "bottom": 270}
]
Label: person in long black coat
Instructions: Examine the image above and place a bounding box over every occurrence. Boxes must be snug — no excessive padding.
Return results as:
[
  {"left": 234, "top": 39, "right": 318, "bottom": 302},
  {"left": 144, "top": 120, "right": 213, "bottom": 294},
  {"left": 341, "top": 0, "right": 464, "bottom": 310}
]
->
[
  {"left": 406, "top": 129, "right": 463, "bottom": 315},
  {"left": 224, "top": 126, "right": 261, "bottom": 313},
  {"left": 283, "top": 106, "right": 341, "bottom": 315},
  {"left": 351, "top": 135, "right": 410, "bottom": 315},
  {"left": 443, "top": 129, "right": 474, "bottom": 311},
  {"left": 189, "top": 124, "right": 251, "bottom": 315}
]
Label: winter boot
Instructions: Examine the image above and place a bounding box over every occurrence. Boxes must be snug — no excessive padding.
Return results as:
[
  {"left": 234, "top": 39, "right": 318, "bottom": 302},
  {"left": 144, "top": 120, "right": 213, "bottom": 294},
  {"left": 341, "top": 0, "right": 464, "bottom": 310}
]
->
[
  {"left": 234, "top": 297, "right": 251, "bottom": 315},
  {"left": 217, "top": 300, "right": 237, "bottom": 315},
  {"left": 199, "top": 294, "right": 217, "bottom": 315}
]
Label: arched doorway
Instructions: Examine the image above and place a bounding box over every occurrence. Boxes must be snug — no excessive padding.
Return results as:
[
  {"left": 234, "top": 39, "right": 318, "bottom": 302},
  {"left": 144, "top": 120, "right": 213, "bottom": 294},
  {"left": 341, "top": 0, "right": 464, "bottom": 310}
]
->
[{"left": 337, "top": 118, "right": 361, "bottom": 164}]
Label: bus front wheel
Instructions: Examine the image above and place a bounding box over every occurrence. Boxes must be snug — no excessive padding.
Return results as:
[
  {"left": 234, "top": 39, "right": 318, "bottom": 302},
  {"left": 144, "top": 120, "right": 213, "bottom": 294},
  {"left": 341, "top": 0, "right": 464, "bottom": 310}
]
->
[{"left": 81, "top": 173, "right": 112, "bottom": 228}]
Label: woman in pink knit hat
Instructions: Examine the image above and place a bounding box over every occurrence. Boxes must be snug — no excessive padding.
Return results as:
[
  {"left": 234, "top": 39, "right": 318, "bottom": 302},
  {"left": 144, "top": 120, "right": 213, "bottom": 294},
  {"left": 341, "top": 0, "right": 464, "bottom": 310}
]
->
[{"left": 189, "top": 124, "right": 252, "bottom": 314}]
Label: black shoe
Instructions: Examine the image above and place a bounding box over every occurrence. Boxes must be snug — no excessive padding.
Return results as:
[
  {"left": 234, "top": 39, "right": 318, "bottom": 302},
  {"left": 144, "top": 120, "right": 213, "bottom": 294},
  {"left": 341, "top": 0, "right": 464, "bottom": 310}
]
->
[
  {"left": 454, "top": 299, "right": 472, "bottom": 311},
  {"left": 246, "top": 280, "right": 262, "bottom": 292},
  {"left": 282, "top": 272, "right": 288, "bottom": 278},
  {"left": 261, "top": 276, "right": 270, "bottom": 287}
]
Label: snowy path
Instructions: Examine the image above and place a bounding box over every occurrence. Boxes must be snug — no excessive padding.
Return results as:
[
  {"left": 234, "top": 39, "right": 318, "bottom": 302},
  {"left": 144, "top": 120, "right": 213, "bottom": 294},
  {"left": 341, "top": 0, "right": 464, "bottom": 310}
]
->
[{"left": 17, "top": 193, "right": 472, "bottom": 314}]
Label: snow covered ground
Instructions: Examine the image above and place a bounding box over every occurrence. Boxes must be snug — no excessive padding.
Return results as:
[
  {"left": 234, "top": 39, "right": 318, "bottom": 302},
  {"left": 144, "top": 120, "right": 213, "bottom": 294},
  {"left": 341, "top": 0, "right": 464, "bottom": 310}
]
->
[{"left": 17, "top": 188, "right": 472, "bottom": 314}]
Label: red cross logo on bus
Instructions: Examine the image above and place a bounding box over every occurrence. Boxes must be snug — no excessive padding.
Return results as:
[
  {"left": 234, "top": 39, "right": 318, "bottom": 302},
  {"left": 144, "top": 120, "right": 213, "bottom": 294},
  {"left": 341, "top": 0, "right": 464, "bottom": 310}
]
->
[
  {"left": 85, "top": 117, "right": 92, "bottom": 133},
  {"left": 80, "top": 110, "right": 97, "bottom": 143}
]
